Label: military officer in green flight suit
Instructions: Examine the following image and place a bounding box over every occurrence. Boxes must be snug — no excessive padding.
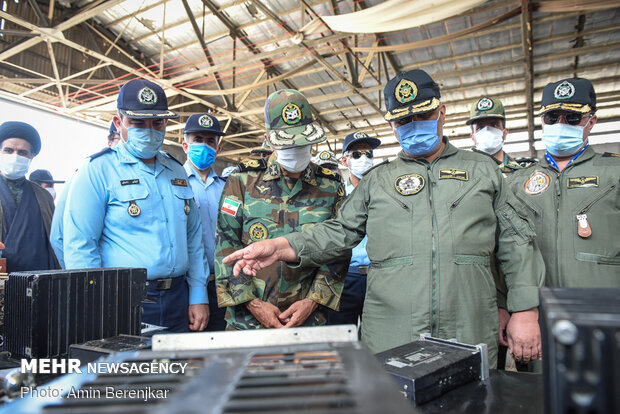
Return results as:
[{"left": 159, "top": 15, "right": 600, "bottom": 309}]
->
[
  {"left": 508, "top": 77, "right": 619, "bottom": 289},
  {"left": 222, "top": 69, "right": 546, "bottom": 368}
]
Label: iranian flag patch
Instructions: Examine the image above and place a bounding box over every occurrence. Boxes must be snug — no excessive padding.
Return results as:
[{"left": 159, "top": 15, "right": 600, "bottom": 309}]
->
[{"left": 221, "top": 198, "right": 241, "bottom": 217}]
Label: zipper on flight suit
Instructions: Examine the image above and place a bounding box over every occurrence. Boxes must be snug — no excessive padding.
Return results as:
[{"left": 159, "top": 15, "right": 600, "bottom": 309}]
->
[
  {"left": 578, "top": 184, "right": 616, "bottom": 214},
  {"left": 426, "top": 164, "right": 439, "bottom": 336}
]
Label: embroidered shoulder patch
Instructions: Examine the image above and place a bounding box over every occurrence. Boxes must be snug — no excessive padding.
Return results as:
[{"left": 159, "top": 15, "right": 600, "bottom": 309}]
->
[
  {"left": 316, "top": 166, "right": 341, "bottom": 181},
  {"left": 439, "top": 169, "right": 469, "bottom": 181},
  {"left": 524, "top": 171, "right": 550, "bottom": 195},
  {"left": 221, "top": 197, "right": 241, "bottom": 217},
  {"left": 394, "top": 173, "right": 425, "bottom": 195},
  {"left": 567, "top": 176, "right": 599, "bottom": 188},
  {"left": 249, "top": 222, "right": 268, "bottom": 242}
]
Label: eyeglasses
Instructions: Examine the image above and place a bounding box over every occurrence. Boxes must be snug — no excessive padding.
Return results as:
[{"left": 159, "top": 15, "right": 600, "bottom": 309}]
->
[
  {"left": 347, "top": 150, "right": 373, "bottom": 159},
  {"left": 543, "top": 111, "right": 591, "bottom": 126}
]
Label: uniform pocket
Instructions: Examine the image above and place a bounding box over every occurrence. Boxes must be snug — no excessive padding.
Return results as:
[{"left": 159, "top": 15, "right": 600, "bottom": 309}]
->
[
  {"left": 575, "top": 252, "right": 620, "bottom": 265},
  {"left": 497, "top": 199, "right": 536, "bottom": 245},
  {"left": 242, "top": 217, "right": 277, "bottom": 245},
  {"left": 110, "top": 184, "right": 151, "bottom": 222}
]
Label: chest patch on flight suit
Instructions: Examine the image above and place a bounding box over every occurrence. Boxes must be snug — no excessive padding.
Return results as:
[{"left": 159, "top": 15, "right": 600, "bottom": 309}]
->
[
  {"left": 171, "top": 178, "right": 187, "bottom": 187},
  {"left": 438, "top": 169, "right": 469, "bottom": 181},
  {"left": 394, "top": 174, "right": 425, "bottom": 195},
  {"left": 524, "top": 171, "right": 550, "bottom": 195},
  {"left": 249, "top": 222, "right": 268, "bottom": 242},
  {"left": 221, "top": 197, "right": 241, "bottom": 217},
  {"left": 121, "top": 179, "right": 140, "bottom": 186},
  {"left": 567, "top": 176, "right": 599, "bottom": 188},
  {"left": 255, "top": 184, "right": 270, "bottom": 195}
]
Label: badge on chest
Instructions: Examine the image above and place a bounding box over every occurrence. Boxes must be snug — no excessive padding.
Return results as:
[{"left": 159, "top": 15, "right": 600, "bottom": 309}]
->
[{"left": 394, "top": 174, "right": 425, "bottom": 196}]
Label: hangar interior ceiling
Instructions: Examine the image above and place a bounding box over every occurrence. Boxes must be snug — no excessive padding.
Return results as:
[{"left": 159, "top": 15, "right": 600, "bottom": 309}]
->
[{"left": 0, "top": 0, "right": 618, "bottom": 162}]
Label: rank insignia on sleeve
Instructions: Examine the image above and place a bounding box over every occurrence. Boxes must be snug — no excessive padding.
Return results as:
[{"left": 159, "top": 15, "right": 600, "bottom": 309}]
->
[
  {"left": 439, "top": 169, "right": 469, "bottom": 181},
  {"left": 567, "top": 176, "right": 599, "bottom": 188},
  {"left": 249, "top": 222, "right": 268, "bottom": 242},
  {"left": 121, "top": 179, "right": 140, "bottom": 186},
  {"left": 337, "top": 185, "right": 345, "bottom": 197},
  {"left": 394, "top": 173, "right": 425, "bottom": 195},
  {"left": 239, "top": 158, "right": 267, "bottom": 172},
  {"left": 524, "top": 171, "right": 550, "bottom": 195},
  {"left": 221, "top": 197, "right": 241, "bottom": 217},
  {"left": 171, "top": 178, "right": 187, "bottom": 187}
]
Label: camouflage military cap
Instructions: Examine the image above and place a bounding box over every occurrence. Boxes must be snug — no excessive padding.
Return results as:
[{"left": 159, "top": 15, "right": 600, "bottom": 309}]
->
[
  {"left": 264, "top": 89, "right": 327, "bottom": 149},
  {"left": 313, "top": 150, "right": 338, "bottom": 167},
  {"left": 466, "top": 97, "right": 506, "bottom": 125}
]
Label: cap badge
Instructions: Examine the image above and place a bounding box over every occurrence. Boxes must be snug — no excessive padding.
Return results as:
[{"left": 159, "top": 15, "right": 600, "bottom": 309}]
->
[
  {"left": 353, "top": 131, "right": 366, "bottom": 139},
  {"left": 554, "top": 81, "right": 575, "bottom": 100},
  {"left": 282, "top": 103, "right": 302, "bottom": 125},
  {"left": 395, "top": 79, "right": 418, "bottom": 104},
  {"left": 199, "top": 115, "right": 213, "bottom": 128},
  {"left": 138, "top": 87, "right": 158, "bottom": 105},
  {"left": 477, "top": 98, "right": 494, "bottom": 111},
  {"left": 394, "top": 173, "right": 425, "bottom": 196},
  {"left": 319, "top": 151, "right": 331, "bottom": 160}
]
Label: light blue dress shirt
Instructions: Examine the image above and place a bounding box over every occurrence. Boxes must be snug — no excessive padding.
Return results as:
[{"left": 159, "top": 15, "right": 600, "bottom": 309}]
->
[
  {"left": 50, "top": 175, "right": 71, "bottom": 268},
  {"left": 62, "top": 143, "right": 208, "bottom": 305},
  {"left": 345, "top": 180, "right": 370, "bottom": 268},
  {"left": 184, "top": 162, "right": 226, "bottom": 275}
]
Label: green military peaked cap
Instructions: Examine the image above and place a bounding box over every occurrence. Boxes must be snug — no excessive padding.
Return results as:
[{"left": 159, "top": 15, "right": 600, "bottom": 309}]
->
[
  {"left": 466, "top": 97, "right": 505, "bottom": 125},
  {"left": 264, "top": 89, "right": 327, "bottom": 149}
]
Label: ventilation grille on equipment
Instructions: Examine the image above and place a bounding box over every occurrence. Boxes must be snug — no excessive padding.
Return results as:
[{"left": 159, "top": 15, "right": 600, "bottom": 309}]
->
[
  {"left": 4, "top": 268, "right": 146, "bottom": 359},
  {"left": 223, "top": 350, "right": 355, "bottom": 413}
]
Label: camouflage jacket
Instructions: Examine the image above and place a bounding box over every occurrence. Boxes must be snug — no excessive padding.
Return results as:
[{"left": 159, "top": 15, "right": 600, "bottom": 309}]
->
[
  {"left": 215, "top": 157, "right": 349, "bottom": 330},
  {"left": 472, "top": 149, "right": 531, "bottom": 177}
]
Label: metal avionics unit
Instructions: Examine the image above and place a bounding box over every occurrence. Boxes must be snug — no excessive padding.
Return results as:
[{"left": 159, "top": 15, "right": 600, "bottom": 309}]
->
[
  {"left": 7, "top": 327, "right": 415, "bottom": 414},
  {"left": 540, "top": 287, "right": 620, "bottom": 414},
  {"left": 375, "top": 335, "right": 489, "bottom": 405},
  {"left": 4, "top": 268, "right": 146, "bottom": 359}
]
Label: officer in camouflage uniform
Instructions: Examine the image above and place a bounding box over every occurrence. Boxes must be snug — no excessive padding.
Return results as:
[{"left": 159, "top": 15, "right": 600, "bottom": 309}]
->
[
  {"left": 468, "top": 97, "right": 535, "bottom": 176},
  {"left": 250, "top": 139, "right": 273, "bottom": 160},
  {"left": 223, "top": 70, "right": 546, "bottom": 368},
  {"left": 508, "top": 78, "right": 619, "bottom": 289},
  {"left": 215, "top": 89, "right": 348, "bottom": 330},
  {"left": 313, "top": 150, "right": 339, "bottom": 174}
]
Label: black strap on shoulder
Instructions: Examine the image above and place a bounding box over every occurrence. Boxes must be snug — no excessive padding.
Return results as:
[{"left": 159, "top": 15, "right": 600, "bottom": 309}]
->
[
  {"left": 315, "top": 166, "right": 341, "bottom": 181},
  {"left": 602, "top": 152, "right": 620, "bottom": 158},
  {"left": 89, "top": 147, "right": 113, "bottom": 161},
  {"left": 237, "top": 158, "right": 268, "bottom": 172},
  {"left": 161, "top": 150, "right": 183, "bottom": 166}
]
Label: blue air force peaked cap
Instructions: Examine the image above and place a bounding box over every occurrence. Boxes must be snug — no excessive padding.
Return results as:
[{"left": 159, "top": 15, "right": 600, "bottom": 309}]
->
[
  {"left": 342, "top": 131, "right": 381, "bottom": 154},
  {"left": 384, "top": 69, "right": 441, "bottom": 122},
  {"left": 183, "top": 114, "right": 225, "bottom": 136},
  {"left": 117, "top": 79, "right": 178, "bottom": 119}
]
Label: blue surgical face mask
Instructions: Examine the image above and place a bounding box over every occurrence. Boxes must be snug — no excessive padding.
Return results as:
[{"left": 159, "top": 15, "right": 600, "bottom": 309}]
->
[
  {"left": 188, "top": 143, "right": 217, "bottom": 170},
  {"left": 396, "top": 113, "right": 441, "bottom": 156},
  {"left": 541, "top": 122, "right": 586, "bottom": 157},
  {"left": 124, "top": 127, "right": 165, "bottom": 159}
]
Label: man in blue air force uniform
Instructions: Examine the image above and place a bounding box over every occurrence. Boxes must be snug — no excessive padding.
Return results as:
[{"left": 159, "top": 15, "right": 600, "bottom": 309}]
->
[{"left": 62, "top": 79, "right": 208, "bottom": 332}]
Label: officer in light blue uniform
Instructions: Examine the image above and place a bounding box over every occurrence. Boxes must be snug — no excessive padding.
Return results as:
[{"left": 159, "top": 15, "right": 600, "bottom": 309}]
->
[
  {"left": 327, "top": 131, "right": 381, "bottom": 329},
  {"left": 181, "top": 113, "right": 227, "bottom": 331},
  {"left": 62, "top": 79, "right": 209, "bottom": 333}
]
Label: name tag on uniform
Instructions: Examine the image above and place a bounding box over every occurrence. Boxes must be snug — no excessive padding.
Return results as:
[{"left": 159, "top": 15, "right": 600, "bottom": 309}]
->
[
  {"left": 439, "top": 169, "right": 469, "bottom": 181},
  {"left": 171, "top": 178, "right": 188, "bottom": 187},
  {"left": 120, "top": 179, "right": 140, "bottom": 186},
  {"left": 567, "top": 176, "right": 599, "bottom": 188}
]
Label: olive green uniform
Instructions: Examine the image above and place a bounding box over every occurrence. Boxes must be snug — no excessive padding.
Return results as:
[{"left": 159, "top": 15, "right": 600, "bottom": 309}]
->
[
  {"left": 284, "top": 138, "right": 545, "bottom": 367},
  {"left": 215, "top": 158, "right": 349, "bottom": 330},
  {"left": 507, "top": 147, "right": 619, "bottom": 288}
]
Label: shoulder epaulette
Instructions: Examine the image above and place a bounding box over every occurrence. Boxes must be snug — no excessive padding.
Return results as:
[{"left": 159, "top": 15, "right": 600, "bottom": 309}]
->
[
  {"left": 237, "top": 158, "right": 267, "bottom": 172},
  {"left": 602, "top": 152, "right": 620, "bottom": 158},
  {"left": 514, "top": 157, "right": 539, "bottom": 168},
  {"left": 161, "top": 151, "right": 183, "bottom": 166},
  {"left": 315, "top": 166, "right": 341, "bottom": 181},
  {"left": 89, "top": 147, "right": 113, "bottom": 161}
]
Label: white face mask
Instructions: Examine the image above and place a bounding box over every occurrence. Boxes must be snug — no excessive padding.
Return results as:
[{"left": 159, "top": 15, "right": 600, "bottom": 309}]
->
[
  {"left": 275, "top": 145, "right": 312, "bottom": 173},
  {"left": 0, "top": 153, "right": 32, "bottom": 180},
  {"left": 347, "top": 154, "right": 374, "bottom": 179},
  {"left": 46, "top": 187, "right": 56, "bottom": 200},
  {"left": 473, "top": 126, "right": 504, "bottom": 155}
]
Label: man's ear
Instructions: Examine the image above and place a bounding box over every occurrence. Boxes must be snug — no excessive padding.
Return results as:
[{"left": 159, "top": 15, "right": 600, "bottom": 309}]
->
[
  {"left": 181, "top": 141, "right": 189, "bottom": 153},
  {"left": 502, "top": 128, "right": 509, "bottom": 142}
]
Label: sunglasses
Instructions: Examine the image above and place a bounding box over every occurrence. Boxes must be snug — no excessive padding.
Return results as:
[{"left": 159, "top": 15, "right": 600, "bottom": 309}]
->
[
  {"left": 347, "top": 150, "right": 373, "bottom": 159},
  {"left": 543, "top": 111, "right": 591, "bottom": 126}
]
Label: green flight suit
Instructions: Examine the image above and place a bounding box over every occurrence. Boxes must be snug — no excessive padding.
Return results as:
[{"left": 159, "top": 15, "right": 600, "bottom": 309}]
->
[
  {"left": 285, "top": 139, "right": 545, "bottom": 367},
  {"left": 215, "top": 158, "right": 349, "bottom": 330},
  {"left": 507, "top": 147, "right": 619, "bottom": 288}
]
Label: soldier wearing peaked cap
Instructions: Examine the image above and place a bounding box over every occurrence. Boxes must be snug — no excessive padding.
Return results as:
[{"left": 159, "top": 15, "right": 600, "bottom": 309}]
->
[
  {"left": 313, "top": 150, "right": 339, "bottom": 174},
  {"left": 61, "top": 79, "right": 209, "bottom": 333},
  {"left": 215, "top": 89, "right": 349, "bottom": 330},
  {"left": 507, "top": 78, "right": 619, "bottom": 289},
  {"left": 222, "top": 70, "right": 546, "bottom": 368},
  {"left": 468, "top": 97, "right": 535, "bottom": 176}
]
